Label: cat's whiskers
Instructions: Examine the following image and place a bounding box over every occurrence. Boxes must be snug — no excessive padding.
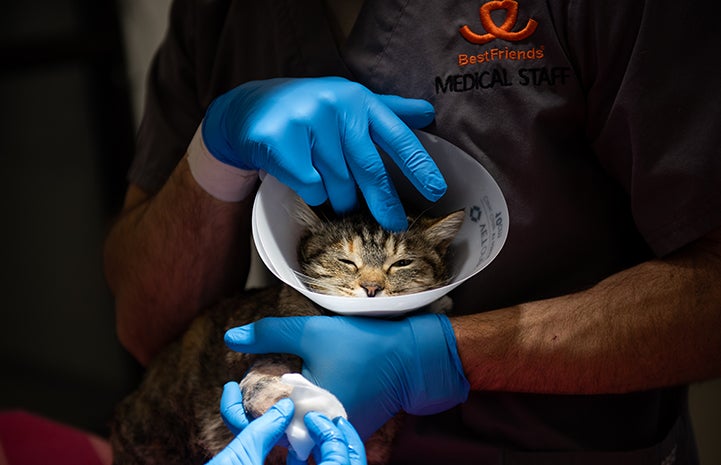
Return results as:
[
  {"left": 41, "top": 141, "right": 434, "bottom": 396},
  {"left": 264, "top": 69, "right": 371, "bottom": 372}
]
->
[
  {"left": 397, "top": 275, "right": 454, "bottom": 295},
  {"left": 293, "top": 270, "right": 353, "bottom": 296},
  {"left": 293, "top": 271, "right": 333, "bottom": 288}
]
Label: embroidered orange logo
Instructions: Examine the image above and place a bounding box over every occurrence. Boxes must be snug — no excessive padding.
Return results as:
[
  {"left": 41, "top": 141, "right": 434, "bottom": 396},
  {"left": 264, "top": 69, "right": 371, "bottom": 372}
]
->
[{"left": 460, "top": 0, "right": 538, "bottom": 45}]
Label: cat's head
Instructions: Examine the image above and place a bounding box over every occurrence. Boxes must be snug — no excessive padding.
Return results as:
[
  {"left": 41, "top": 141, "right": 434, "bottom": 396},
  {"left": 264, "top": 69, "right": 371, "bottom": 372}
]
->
[{"left": 294, "top": 201, "right": 464, "bottom": 297}]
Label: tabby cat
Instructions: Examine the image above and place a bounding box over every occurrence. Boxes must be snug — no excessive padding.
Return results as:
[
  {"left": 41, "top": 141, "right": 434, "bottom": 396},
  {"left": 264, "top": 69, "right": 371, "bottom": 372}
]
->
[{"left": 110, "top": 200, "right": 464, "bottom": 465}]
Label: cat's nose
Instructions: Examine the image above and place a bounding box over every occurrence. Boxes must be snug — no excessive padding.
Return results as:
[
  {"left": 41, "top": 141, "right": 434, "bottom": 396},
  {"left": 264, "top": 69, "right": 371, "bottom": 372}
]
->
[{"left": 361, "top": 283, "right": 383, "bottom": 297}]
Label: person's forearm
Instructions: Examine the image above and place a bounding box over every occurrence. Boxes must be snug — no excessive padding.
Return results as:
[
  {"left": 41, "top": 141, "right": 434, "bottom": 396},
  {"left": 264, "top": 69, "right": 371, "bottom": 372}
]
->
[
  {"left": 103, "top": 156, "right": 254, "bottom": 365},
  {"left": 452, "top": 228, "right": 721, "bottom": 394}
]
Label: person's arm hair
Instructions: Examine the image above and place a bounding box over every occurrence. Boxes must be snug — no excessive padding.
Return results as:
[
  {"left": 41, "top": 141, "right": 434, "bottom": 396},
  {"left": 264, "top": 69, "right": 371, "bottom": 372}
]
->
[
  {"left": 452, "top": 227, "right": 721, "bottom": 394},
  {"left": 104, "top": 156, "right": 255, "bottom": 365}
]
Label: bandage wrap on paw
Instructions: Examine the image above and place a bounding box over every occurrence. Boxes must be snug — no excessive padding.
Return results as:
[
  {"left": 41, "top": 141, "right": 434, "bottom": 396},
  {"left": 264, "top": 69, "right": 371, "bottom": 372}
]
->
[{"left": 280, "top": 373, "right": 347, "bottom": 460}]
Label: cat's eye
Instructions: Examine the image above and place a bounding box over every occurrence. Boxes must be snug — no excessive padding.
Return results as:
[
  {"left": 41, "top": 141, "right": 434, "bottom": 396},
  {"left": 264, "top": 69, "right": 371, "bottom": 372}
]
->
[
  {"left": 337, "top": 258, "right": 358, "bottom": 270},
  {"left": 391, "top": 259, "right": 414, "bottom": 268}
]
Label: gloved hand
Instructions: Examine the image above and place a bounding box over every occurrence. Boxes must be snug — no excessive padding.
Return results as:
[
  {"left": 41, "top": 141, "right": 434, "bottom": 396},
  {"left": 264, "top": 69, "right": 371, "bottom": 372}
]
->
[
  {"left": 200, "top": 76, "right": 446, "bottom": 231},
  {"left": 224, "top": 314, "right": 470, "bottom": 439},
  {"left": 212, "top": 383, "right": 366, "bottom": 465},
  {"left": 207, "top": 397, "right": 293, "bottom": 465},
  {"left": 218, "top": 381, "right": 256, "bottom": 437},
  {"left": 288, "top": 413, "right": 366, "bottom": 465}
]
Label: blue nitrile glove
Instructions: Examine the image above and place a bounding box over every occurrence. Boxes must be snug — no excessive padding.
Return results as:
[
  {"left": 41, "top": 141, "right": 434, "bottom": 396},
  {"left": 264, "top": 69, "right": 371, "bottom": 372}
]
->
[
  {"left": 219, "top": 381, "right": 252, "bottom": 435},
  {"left": 201, "top": 76, "right": 446, "bottom": 231},
  {"left": 224, "top": 314, "right": 470, "bottom": 439},
  {"left": 207, "top": 397, "right": 294, "bottom": 465},
  {"left": 287, "top": 413, "right": 367, "bottom": 465},
  {"left": 215, "top": 383, "right": 366, "bottom": 465}
]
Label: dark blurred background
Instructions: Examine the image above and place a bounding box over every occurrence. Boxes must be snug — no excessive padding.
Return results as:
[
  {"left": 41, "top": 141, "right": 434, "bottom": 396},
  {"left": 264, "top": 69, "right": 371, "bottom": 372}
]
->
[
  {"left": 0, "top": 0, "right": 718, "bottom": 461},
  {"left": 0, "top": 0, "right": 141, "bottom": 437}
]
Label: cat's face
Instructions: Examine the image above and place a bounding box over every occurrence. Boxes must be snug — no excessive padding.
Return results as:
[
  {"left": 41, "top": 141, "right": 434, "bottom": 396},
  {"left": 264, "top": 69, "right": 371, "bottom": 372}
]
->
[{"left": 295, "top": 202, "right": 464, "bottom": 297}]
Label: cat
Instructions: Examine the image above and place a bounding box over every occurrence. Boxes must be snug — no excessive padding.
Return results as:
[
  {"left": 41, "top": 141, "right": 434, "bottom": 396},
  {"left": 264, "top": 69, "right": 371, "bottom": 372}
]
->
[{"left": 110, "top": 200, "right": 464, "bottom": 465}]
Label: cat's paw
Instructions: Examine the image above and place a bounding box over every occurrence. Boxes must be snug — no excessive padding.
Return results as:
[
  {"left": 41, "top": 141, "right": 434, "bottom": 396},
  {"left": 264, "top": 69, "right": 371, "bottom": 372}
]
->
[{"left": 239, "top": 355, "right": 301, "bottom": 419}]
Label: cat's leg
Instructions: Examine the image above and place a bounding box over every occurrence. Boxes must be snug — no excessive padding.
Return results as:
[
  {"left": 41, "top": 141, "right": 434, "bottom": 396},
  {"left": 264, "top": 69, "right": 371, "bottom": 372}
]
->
[
  {"left": 233, "top": 287, "right": 403, "bottom": 465},
  {"left": 239, "top": 352, "right": 404, "bottom": 465},
  {"left": 237, "top": 287, "right": 322, "bottom": 419},
  {"left": 239, "top": 354, "right": 404, "bottom": 464},
  {"left": 239, "top": 354, "right": 302, "bottom": 419},
  {"left": 196, "top": 353, "right": 303, "bottom": 465}
]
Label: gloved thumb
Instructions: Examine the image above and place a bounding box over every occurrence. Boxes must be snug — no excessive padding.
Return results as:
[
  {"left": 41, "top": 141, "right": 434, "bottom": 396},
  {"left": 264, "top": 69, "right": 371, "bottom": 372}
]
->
[
  {"left": 376, "top": 94, "right": 435, "bottom": 128},
  {"left": 220, "top": 382, "right": 249, "bottom": 434},
  {"left": 224, "top": 317, "right": 308, "bottom": 356},
  {"left": 225, "top": 398, "right": 294, "bottom": 463}
]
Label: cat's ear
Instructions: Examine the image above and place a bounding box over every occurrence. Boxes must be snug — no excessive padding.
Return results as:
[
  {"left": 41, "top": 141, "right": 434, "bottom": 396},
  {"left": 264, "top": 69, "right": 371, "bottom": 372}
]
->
[
  {"left": 292, "top": 197, "right": 323, "bottom": 231},
  {"left": 422, "top": 209, "right": 465, "bottom": 252}
]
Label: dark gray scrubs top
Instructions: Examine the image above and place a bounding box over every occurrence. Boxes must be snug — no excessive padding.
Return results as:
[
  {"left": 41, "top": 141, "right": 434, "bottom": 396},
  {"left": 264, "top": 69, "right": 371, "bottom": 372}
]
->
[{"left": 128, "top": 0, "right": 721, "bottom": 463}]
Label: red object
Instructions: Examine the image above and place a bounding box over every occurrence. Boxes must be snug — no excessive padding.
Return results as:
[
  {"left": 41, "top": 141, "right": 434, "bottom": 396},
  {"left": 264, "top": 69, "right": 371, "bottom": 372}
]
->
[{"left": 0, "top": 411, "right": 112, "bottom": 465}]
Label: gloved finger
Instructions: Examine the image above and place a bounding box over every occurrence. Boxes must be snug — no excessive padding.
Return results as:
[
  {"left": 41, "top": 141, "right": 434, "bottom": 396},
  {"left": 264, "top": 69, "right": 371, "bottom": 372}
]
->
[
  {"left": 257, "top": 126, "right": 328, "bottom": 207},
  {"left": 375, "top": 94, "right": 435, "bottom": 129},
  {"left": 220, "top": 382, "right": 249, "bottom": 434},
  {"left": 341, "top": 129, "right": 408, "bottom": 231},
  {"left": 310, "top": 122, "right": 358, "bottom": 214},
  {"left": 228, "top": 398, "right": 294, "bottom": 462},
  {"left": 224, "top": 317, "right": 309, "bottom": 356},
  {"left": 304, "top": 412, "right": 350, "bottom": 465},
  {"left": 333, "top": 417, "right": 366, "bottom": 465},
  {"left": 366, "top": 99, "right": 447, "bottom": 203}
]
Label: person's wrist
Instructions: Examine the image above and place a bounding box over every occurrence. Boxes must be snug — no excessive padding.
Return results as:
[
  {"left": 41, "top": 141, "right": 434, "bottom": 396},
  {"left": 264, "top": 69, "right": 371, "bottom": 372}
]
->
[
  {"left": 406, "top": 314, "right": 470, "bottom": 413},
  {"left": 187, "top": 123, "right": 259, "bottom": 202}
]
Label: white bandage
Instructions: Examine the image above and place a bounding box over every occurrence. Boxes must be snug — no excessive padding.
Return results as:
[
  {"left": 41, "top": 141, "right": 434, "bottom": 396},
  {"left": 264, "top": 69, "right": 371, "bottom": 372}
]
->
[
  {"left": 187, "top": 124, "right": 258, "bottom": 202},
  {"left": 280, "top": 373, "right": 348, "bottom": 460}
]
